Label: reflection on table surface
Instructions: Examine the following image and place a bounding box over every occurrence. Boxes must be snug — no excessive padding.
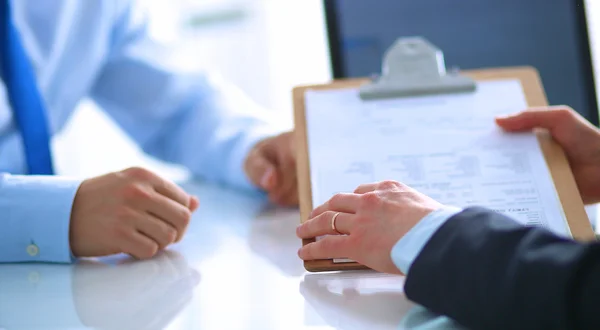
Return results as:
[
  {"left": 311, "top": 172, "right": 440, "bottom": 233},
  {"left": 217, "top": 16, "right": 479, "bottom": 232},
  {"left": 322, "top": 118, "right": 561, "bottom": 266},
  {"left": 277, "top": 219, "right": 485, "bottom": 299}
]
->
[
  {"left": 300, "top": 271, "right": 465, "bottom": 330},
  {"left": 0, "top": 251, "right": 199, "bottom": 329},
  {"left": 0, "top": 181, "right": 464, "bottom": 330}
]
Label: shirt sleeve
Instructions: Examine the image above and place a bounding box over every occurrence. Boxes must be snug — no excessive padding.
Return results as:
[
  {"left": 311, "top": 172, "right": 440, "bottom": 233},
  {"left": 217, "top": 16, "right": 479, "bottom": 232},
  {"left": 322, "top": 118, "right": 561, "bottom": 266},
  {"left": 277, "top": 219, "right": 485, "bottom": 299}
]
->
[
  {"left": 391, "top": 206, "right": 463, "bottom": 275},
  {"left": 90, "top": 1, "right": 284, "bottom": 191},
  {"left": 0, "top": 173, "right": 81, "bottom": 263}
]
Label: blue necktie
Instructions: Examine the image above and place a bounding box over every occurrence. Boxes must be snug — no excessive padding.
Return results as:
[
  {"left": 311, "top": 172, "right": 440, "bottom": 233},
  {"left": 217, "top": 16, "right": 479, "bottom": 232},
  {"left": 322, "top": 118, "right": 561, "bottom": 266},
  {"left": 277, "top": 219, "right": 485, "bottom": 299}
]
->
[{"left": 0, "top": 0, "right": 54, "bottom": 175}]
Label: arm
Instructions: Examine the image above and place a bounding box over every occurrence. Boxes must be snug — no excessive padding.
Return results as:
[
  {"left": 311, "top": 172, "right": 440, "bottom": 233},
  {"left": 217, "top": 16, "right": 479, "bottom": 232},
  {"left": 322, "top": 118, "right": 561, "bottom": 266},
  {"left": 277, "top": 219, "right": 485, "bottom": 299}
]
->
[
  {"left": 297, "top": 181, "right": 600, "bottom": 328},
  {"left": 390, "top": 206, "right": 462, "bottom": 274},
  {"left": 403, "top": 207, "right": 600, "bottom": 330},
  {"left": 90, "top": 1, "right": 282, "bottom": 191},
  {"left": 0, "top": 173, "right": 81, "bottom": 263}
]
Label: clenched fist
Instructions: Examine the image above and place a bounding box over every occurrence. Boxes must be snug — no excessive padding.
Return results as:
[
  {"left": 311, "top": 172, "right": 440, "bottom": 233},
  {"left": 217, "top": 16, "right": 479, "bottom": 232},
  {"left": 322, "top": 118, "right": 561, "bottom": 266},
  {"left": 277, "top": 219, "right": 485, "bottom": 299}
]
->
[
  {"left": 244, "top": 131, "right": 298, "bottom": 206},
  {"left": 69, "top": 167, "right": 199, "bottom": 259}
]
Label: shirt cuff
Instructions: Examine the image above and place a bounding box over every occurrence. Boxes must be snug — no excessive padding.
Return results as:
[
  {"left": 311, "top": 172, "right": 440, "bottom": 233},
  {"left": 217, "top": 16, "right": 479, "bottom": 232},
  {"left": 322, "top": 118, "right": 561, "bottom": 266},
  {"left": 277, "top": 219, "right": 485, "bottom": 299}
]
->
[
  {"left": 228, "top": 125, "right": 285, "bottom": 192},
  {"left": 0, "top": 174, "right": 82, "bottom": 263},
  {"left": 391, "top": 206, "right": 463, "bottom": 275}
]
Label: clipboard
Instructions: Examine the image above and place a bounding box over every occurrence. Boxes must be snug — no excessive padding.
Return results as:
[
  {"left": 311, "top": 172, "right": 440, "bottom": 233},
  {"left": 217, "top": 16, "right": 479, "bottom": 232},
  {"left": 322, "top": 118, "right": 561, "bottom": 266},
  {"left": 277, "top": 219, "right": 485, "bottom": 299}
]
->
[{"left": 293, "top": 37, "right": 597, "bottom": 272}]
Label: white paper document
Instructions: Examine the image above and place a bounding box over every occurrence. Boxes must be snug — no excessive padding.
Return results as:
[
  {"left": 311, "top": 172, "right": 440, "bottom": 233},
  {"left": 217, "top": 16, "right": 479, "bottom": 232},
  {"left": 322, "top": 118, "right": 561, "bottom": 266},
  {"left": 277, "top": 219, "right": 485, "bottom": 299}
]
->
[{"left": 305, "top": 80, "right": 571, "bottom": 242}]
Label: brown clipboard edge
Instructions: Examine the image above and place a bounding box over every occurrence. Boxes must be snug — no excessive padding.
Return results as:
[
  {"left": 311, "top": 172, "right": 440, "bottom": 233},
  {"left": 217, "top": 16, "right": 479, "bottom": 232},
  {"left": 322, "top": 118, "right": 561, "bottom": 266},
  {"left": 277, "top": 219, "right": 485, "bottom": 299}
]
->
[{"left": 294, "top": 66, "right": 596, "bottom": 273}]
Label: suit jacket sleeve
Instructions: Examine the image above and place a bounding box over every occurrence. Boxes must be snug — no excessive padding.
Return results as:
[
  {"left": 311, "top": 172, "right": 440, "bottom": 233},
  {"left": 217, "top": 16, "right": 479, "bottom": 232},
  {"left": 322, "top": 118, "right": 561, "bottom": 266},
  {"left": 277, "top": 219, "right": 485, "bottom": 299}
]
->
[{"left": 404, "top": 206, "right": 600, "bottom": 330}]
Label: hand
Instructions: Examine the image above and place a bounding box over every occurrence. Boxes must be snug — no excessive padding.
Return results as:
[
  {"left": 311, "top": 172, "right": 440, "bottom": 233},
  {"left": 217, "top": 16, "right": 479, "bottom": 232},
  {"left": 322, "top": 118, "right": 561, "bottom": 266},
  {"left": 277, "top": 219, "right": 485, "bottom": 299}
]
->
[
  {"left": 296, "top": 181, "right": 442, "bottom": 274},
  {"left": 244, "top": 131, "right": 298, "bottom": 206},
  {"left": 69, "top": 167, "right": 200, "bottom": 259},
  {"left": 496, "top": 106, "right": 600, "bottom": 204}
]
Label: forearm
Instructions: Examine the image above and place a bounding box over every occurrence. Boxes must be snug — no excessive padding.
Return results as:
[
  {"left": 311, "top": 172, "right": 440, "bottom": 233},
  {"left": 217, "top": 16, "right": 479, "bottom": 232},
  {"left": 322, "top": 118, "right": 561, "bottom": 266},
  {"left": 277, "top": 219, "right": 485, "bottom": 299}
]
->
[
  {"left": 138, "top": 75, "right": 283, "bottom": 191},
  {"left": 0, "top": 173, "right": 81, "bottom": 263},
  {"left": 90, "top": 1, "right": 284, "bottom": 191},
  {"left": 404, "top": 207, "right": 600, "bottom": 330}
]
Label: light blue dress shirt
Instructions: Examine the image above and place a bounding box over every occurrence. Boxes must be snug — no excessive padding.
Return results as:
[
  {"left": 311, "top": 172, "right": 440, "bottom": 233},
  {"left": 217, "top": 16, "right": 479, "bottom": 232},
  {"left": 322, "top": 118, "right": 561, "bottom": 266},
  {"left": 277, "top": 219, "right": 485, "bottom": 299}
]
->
[
  {"left": 0, "top": 0, "right": 281, "bottom": 263},
  {"left": 391, "top": 206, "right": 463, "bottom": 275}
]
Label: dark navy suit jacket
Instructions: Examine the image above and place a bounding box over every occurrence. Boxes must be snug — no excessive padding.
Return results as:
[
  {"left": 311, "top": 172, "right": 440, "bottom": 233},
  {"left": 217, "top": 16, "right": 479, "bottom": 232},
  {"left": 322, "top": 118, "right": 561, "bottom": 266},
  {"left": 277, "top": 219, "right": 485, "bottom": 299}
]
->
[{"left": 404, "top": 207, "right": 600, "bottom": 330}]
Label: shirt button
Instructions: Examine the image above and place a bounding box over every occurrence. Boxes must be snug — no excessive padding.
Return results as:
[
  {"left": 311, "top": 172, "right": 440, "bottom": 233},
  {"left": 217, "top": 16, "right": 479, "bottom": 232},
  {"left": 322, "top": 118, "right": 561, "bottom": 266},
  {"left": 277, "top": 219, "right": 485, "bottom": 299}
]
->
[{"left": 27, "top": 244, "right": 39, "bottom": 257}]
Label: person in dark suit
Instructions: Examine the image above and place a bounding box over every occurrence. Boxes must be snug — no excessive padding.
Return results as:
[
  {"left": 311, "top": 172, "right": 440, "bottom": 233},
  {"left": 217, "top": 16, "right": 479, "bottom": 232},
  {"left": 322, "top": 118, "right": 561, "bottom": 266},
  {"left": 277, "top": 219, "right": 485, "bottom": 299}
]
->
[{"left": 296, "top": 106, "right": 600, "bottom": 329}]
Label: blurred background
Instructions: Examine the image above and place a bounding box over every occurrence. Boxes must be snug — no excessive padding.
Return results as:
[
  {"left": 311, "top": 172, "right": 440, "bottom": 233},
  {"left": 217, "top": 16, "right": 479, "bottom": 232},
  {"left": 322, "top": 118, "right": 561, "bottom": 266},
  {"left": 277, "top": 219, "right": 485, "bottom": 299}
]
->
[
  {"left": 52, "top": 0, "right": 600, "bottom": 225},
  {"left": 53, "top": 0, "right": 331, "bottom": 181}
]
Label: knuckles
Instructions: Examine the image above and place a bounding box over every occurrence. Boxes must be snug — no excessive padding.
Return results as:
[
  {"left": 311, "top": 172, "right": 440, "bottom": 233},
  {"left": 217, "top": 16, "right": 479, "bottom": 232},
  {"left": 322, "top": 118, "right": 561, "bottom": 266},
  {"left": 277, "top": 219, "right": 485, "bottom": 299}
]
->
[
  {"left": 354, "top": 184, "right": 368, "bottom": 193},
  {"left": 122, "top": 167, "right": 155, "bottom": 182},
  {"left": 136, "top": 242, "right": 159, "bottom": 259},
  {"left": 378, "top": 180, "right": 403, "bottom": 190},
  {"left": 176, "top": 207, "right": 192, "bottom": 228},
  {"left": 314, "top": 211, "right": 331, "bottom": 228},
  {"left": 554, "top": 107, "right": 576, "bottom": 120},
  {"left": 121, "top": 183, "right": 152, "bottom": 203},
  {"left": 360, "top": 192, "right": 382, "bottom": 210},
  {"left": 166, "top": 228, "right": 177, "bottom": 243},
  {"left": 328, "top": 194, "right": 346, "bottom": 208}
]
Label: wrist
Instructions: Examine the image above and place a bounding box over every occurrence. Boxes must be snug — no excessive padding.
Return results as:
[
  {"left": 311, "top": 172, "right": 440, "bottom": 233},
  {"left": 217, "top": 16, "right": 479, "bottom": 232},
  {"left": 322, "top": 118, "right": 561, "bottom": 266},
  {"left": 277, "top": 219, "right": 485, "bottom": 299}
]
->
[
  {"left": 69, "top": 179, "right": 89, "bottom": 258},
  {"left": 391, "top": 206, "right": 462, "bottom": 275}
]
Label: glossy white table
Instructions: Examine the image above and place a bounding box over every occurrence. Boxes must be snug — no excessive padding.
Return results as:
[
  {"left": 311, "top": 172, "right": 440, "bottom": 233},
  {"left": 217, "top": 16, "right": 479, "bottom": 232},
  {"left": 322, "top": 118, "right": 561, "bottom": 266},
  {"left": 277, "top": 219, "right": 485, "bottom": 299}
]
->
[{"left": 0, "top": 181, "right": 466, "bottom": 329}]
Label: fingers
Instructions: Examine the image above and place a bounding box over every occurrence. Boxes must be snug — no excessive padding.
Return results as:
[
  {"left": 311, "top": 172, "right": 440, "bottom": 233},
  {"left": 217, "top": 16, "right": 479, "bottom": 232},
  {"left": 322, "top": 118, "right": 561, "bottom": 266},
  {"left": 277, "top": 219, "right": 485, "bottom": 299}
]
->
[
  {"left": 151, "top": 175, "right": 193, "bottom": 208},
  {"left": 297, "top": 211, "right": 354, "bottom": 238},
  {"left": 495, "top": 106, "right": 579, "bottom": 132},
  {"left": 189, "top": 196, "right": 200, "bottom": 212},
  {"left": 354, "top": 183, "right": 378, "bottom": 194},
  {"left": 314, "top": 181, "right": 405, "bottom": 215},
  {"left": 268, "top": 172, "right": 298, "bottom": 206},
  {"left": 247, "top": 150, "right": 297, "bottom": 206},
  {"left": 122, "top": 168, "right": 196, "bottom": 243},
  {"left": 310, "top": 193, "right": 361, "bottom": 218},
  {"left": 135, "top": 214, "right": 177, "bottom": 250},
  {"left": 145, "top": 194, "right": 192, "bottom": 242},
  {"left": 122, "top": 167, "right": 192, "bottom": 208},
  {"left": 246, "top": 149, "right": 278, "bottom": 190},
  {"left": 245, "top": 132, "right": 299, "bottom": 207},
  {"left": 298, "top": 235, "right": 352, "bottom": 260},
  {"left": 121, "top": 231, "right": 159, "bottom": 260}
]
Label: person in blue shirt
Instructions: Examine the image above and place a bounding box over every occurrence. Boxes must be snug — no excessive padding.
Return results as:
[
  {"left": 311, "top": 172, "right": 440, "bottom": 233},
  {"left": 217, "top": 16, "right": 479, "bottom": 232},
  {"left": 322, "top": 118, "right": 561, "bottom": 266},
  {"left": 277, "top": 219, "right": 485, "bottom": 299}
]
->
[
  {"left": 297, "top": 106, "right": 600, "bottom": 329},
  {"left": 0, "top": 0, "right": 297, "bottom": 263}
]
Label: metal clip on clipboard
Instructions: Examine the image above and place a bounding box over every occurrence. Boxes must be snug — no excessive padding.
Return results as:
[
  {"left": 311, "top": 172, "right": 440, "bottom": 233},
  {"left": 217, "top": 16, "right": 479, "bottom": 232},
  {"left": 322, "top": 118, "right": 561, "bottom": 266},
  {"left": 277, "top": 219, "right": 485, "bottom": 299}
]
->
[{"left": 359, "top": 36, "right": 477, "bottom": 100}]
